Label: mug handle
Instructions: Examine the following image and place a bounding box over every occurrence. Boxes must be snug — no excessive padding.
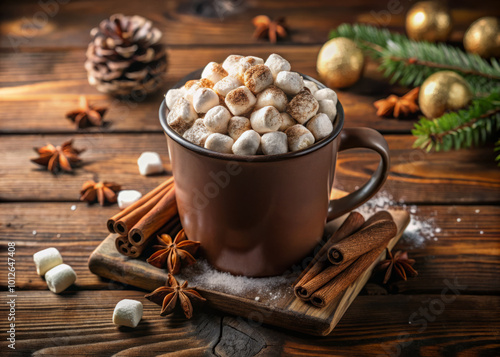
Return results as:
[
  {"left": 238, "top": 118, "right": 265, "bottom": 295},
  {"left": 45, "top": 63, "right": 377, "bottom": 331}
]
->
[{"left": 327, "top": 127, "right": 391, "bottom": 221}]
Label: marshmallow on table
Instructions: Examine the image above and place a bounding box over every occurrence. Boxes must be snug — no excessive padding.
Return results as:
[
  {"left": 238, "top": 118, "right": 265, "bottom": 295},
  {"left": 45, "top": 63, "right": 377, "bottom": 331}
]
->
[
  {"left": 274, "top": 71, "right": 304, "bottom": 96},
  {"left": 137, "top": 152, "right": 164, "bottom": 176},
  {"left": 314, "top": 88, "right": 338, "bottom": 105},
  {"left": 201, "top": 62, "right": 228, "bottom": 84},
  {"left": 204, "top": 105, "right": 231, "bottom": 133},
  {"left": 232, "top": 130, "right": 261, "bottom": 155},
  {"left": 228, "top": 116, "right": 252, "bottom": 140},
  {"left": 193, "top": 88, "right": 219, "bottom": 114},
  {"left": 286, "top": 124, "right": 315, "bottom": 152},
  {"left": 205, "top": 133, "right": 234, "bottom": 154},
  {"left": 213, "top": 76, "right": 242, "bottom": 97},
  {"left": 250, "top": 106, "right": 282, "bottom": 134},
  {"left": 306, "top": 113, "right": 334, "bottom": 140},
  {"left": 222, "top": 54, "right": 244, "bottom": 75},
  {"left": 318, "top": 99, "right": 337, "bottom": 122},
  {"left": 225, "top": 86, "right": 257, "bottom": 116},
  {"left": 261, "top": 131, "right": 288, "bottom": 155},
  {"left": 167, "top": 97, "right": 197, "bottom": 135},
  {"left": 278, "top": 112, "right": 297, "bottom": 131},
  {"left": 265, "top": 53, "right": 291, "bottom": 79},
  {"left": 45, "top": 264, "right": 77, "bottom": 294},
  {"left": 165, "top": 87, "right": 186, "bottom": 110},
  {"left": 304, "top": 80, "right": 319, "bottom": 94},
  {"left": 117, "top": 190, "right": 142, "bottom": 210},
  {"left": 244, "top": 64, "right": 273, "bottom": 94},
  {"left": 183, "top": 119, "right": 212, "bottom": 146},
  {"left": 113, "top": 299, "right": 143, "bottom": 328},
  {"left": 255, "top": 85, "right": 288, "bottom": 112},
  {"left": 287, "top": 90, "right": 319, "bottom": 124},
  {"left": 33, "top": 247, "right": 63, "bottom": 276}
]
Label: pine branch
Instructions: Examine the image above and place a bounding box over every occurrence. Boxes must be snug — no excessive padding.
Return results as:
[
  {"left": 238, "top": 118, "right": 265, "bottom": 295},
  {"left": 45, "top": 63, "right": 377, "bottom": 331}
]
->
[
  {"left": 412, "top": 92, "right": 500, "bottom": 152},
  {"left": 329, "top": 23, "right": 500, "bottom": 95}
]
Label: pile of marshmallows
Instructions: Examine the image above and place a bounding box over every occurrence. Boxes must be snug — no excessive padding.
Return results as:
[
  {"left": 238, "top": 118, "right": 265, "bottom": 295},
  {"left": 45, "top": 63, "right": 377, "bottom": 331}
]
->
[{"left": 165, "top": 54, "right": 338, "bottom": 155}]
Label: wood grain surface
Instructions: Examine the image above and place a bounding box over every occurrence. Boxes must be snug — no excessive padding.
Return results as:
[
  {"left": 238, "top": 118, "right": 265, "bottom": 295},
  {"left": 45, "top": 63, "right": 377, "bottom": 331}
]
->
[{"left": 1, "top": 0, "right": 499, "bottom": 355}]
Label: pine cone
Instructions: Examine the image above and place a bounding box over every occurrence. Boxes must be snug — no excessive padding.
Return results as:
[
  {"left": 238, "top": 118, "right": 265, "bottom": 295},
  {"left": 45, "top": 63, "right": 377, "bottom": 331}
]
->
[{"left": 85, "top": 14, "right": 167, "bottom": 97}]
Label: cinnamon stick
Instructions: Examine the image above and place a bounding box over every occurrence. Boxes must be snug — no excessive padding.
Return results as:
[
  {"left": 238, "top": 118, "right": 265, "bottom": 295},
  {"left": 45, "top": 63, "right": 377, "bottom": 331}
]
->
[
  {"left": 114, "top": 182, "right": 173, "bottom": 236},
  {"left": 293, "top": 212, "right": 365, "bottom": 295},
  {"left": 327, "top": 219, "right": 397, "bottom": 264},
  {"left": 129, "top": 186, "right": 177, "bottom": 247},
  {"left": 107, "top": 177, "right": 174, "bottom": 233},
  {"left": 115, "top": 235, "right": 133, "bottom": 257},
  {"left": 360, "top": 210, "right": 393, "bottom": 229},
  {"left": 310, "top": 243, "right": 390, "bottom": 308}
]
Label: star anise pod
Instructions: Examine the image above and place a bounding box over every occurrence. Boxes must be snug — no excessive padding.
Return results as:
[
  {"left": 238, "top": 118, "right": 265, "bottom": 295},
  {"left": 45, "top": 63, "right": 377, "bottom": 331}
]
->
[
  {"left": 147, "top": 229, "right": 200, "bottom": 274},
  {"left": 145, "top": 274, "right": 206, "bottom": 319},
  {"left": 66, "top": 96, "right": 107, "bottom": 129},
  {"left": 377, "top": 249, "right": 418, "bottom": 284},
  {"left": 80, "top": 180, "right": 121, "bottom": 206},
  {"left": 252, "top": 15, "right": 287, "bottom": 43},
  {"left": 31, "top": 139, "right": 84, "bottom": 174},
  {"left": 373, "top": 87, "right": 420, "bottom": 118}
]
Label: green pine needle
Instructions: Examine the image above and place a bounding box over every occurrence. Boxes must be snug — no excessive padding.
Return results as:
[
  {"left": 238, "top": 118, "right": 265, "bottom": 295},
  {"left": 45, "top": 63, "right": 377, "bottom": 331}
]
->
[{"left": 329, "top": 23, "right": 500, "bottom": 95}]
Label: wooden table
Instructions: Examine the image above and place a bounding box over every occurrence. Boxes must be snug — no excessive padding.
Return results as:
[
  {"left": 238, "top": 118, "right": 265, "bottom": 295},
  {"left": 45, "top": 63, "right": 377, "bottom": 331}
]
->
[{"left": 1, "top": 1, "right": 499, "bottom": 355}]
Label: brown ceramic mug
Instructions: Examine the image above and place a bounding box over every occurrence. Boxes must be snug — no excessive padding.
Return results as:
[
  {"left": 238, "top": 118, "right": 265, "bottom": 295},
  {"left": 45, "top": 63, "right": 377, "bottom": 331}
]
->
[{"left": 159, "top": 70, "right": 390, "bottom": 277}]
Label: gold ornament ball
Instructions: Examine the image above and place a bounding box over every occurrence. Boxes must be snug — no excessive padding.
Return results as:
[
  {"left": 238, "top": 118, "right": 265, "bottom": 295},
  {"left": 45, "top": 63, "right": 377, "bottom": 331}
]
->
[
  {"left": 464, "top": 17, "right": 500, "bottom": 58},
  {"left": 316, "top": 37, "right": 364, "bottom": 88},
  {"left": 405, "top": 1, "right": 452, "bottom": 42},
  {"left": 419, "top": 71, "right": 473, "bottom": 119}
]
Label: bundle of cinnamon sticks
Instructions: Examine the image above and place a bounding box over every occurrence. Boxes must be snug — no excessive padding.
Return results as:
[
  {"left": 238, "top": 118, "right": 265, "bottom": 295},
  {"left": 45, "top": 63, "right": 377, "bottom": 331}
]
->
[
  {"left": 107, "top": 177, "right": 179, "bottom": 258},
  {"left": 294, "top": 211, "right": 397, "bottom": 308}
]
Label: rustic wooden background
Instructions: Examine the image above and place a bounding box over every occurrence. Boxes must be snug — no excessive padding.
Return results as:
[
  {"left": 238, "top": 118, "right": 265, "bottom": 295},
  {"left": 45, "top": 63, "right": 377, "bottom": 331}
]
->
[{"left": 1, "top": 0, "right": 499, "bottom": 355}]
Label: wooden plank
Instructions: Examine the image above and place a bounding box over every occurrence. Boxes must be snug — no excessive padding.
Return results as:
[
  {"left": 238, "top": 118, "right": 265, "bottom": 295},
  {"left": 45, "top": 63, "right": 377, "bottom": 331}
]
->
[
  {"left": 0, "top": 48, "right": 415, "bottom": 134},
  {"left": 1, "top": 203, "right": 498, "bottom": 294},
  {"left": 1, "top": 134, "right": 499, "bottom": 203},
  {"left": 0, "top": 290, "right": 497, "bottom": 355},
  {"left": 1, "top": 0, "right": 497, "bottom": 49}
]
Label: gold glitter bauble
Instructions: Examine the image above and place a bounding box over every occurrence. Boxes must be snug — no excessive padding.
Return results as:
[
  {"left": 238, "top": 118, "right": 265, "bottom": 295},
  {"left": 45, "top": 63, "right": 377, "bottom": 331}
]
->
[
  {"left": 419, "top": 71, "right": 473, "bottom": 119},
  {"left": 316, "top": 37, "right": 364, "bottom": 88},
  {"left": 405, "top": 1, "right": 452, "bottom": 42},
  {"left": 464, "top": 17, "right": 500, "bottom": 58}
]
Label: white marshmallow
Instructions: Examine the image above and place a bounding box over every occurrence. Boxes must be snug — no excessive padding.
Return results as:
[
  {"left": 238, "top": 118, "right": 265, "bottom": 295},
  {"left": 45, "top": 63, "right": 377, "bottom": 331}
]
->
[
  {"left": 233, "top": 56, "right": 264, "bottom": 80},
  {"left": 255, "top": 85, "right": 288, "bottom": 112},
  {"left": 225, "top": 86, "right": 257, "bottom": 116},
  {"left": 285, "top": 124, "right": 315, "bottom": 152},
  {"left": 222, "top": 54, "right": 244, "bottom": 75},
  {"left": 184, "top": 79, "right": 214, "bottom": 103},
  {"left": 261, "top": 132, "right": 288, "bottom": 155},
  {"left": 274, "top": 71, "right": 304, "bottom": 96},
  {"left": 244, "top": 64, "right": 273, "bottom": 94},
  {"left": 193, "top": 88, "right": 219, "bottom": 114},
  {"left": 167, "top": 97, "right": 197, "bottom": 135},
  {"left": 183, "top": 119, "right": 212, "bottom": 146},
  {"left": 117, "top": 190, "right": 142, "bottom": 210},
  {"left": 265, "top": 54, "right": 291, "bottom": 79},
  {"left": 318, "top": 99, "right": 337, "bottom": 122},
  {"left": 45, "top": 264, "right": 77, "bottom": 294},
  {"left": 286, "top": 90, "right": 319, "bottom": 124},
  {"left": 33, "top": 247, "right": 63, "bottom": 276},
  {"left": 204, "top": 105, "right": 231, "bottom": 134},
  {"left": 314, "top": 88, "right": 338, "bottom": 105},
  {"left": 232, "top": 130, "right": 261, "bottom": 155},
  {"left": 205, "top": 133, "right": 234, "bottom": 154},
  {"left": 201, "top": 62, "right": 228, "bottom": 84},
  {"left": 303, "top": 80, "right": 319, "bottom": 94},
  {"left": 137, "top": 152, "right": 164, "bottom": 176},
  {"left": 278, "top": 112, "right": 296, "bottom": 131},
  {"left": 165, "top": 87, "right": 185, "bottom": 110},
  {"left": 213, "top": 76, "right": 242, "bottom": 97},
  {"left": 228, "top": 116, "right": 252, "bottom": 140},
  {"left": 306, "top": 113, "right": 334, "bottom": 140},
  {"left": 250, "top": 106, "right": 282, "bottom": 134},
  {"left": 113, "top": 299, "right": 143, "bottom": 328}
]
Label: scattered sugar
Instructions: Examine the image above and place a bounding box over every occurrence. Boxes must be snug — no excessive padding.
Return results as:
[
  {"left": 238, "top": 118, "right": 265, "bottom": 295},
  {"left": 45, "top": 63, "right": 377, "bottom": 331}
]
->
[
  {"left": 475, "top": 209, "right": 480, "bottom": 213},
  {"left": 70, "top": 205, "right": 77, "bottom": 211},
  {"left": 179, "top": 260, "right": 294, "bottom": 299},
  {"left": 32, "top": 230, "right": 37, "bottom": 236},
  {"left": 435, "top": 228, "right": 441, "bottom": 233},
  {"left": 480, "top": 231, "right": 484, "bottom": 235},
  {"left": 457, "top": 218, "right": 461, "bottom": 222}
]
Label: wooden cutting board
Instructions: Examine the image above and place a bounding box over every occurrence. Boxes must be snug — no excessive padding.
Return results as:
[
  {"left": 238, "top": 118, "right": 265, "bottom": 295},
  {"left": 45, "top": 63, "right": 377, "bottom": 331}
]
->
[{"left": 88, "top": 209, "right": 410, "bottom": 336}]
